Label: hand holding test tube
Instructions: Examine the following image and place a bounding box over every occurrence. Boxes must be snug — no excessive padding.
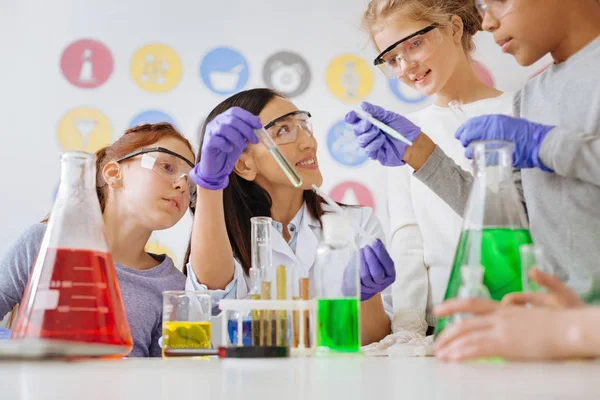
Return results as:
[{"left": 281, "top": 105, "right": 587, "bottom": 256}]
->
[
  {"left": 346, "top": 102, "right": 421, "bottom": 167},
  {"left": 353, "top": 108, "right": 413, "bottom": 146},
  {"left": 255, "top": 128, "right": 303, "bottom": 188}
]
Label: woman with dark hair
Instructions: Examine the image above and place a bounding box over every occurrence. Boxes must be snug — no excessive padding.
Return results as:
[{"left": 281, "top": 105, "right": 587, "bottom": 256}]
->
[{"left": 185, "top": 88, "right": 395, "bottom": 344}]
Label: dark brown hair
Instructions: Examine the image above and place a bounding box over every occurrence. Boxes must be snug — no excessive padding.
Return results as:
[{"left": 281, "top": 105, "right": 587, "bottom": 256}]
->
[{"left": 183, "top": 88, "right": 325, "bottom": 276}]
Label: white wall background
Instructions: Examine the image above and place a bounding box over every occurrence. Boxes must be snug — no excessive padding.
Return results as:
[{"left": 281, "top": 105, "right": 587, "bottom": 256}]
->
[{"left": 0, "top": 0, "right": 550, "bottom": 269}]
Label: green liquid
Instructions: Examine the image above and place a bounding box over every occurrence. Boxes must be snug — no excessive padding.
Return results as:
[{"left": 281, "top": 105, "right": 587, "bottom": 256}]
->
[
  {"left": 435, "top": 228, "right": 532, "bottom": 337},
  {"left": 316, "top": 298, "right": 360, "bottom": 353}
]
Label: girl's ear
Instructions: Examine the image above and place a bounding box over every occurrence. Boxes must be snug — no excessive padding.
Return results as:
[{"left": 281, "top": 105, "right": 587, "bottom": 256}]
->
[
  {"left": 102, "top": 161, "right": 123, "bottom": 188},
  {"left": 450, "top": 15, "right": 465, "bottom": 46}
]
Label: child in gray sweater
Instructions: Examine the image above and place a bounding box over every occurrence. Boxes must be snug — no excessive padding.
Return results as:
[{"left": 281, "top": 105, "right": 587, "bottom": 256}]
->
[
  {"left": 349, "top": 0, "right": 600, "bottom": 304},
  {"left": 0, "top": 122, "right": 196, "bottom": 357},
  {"left": 350, "top": 0, "right": 600, "bottom": 361}
]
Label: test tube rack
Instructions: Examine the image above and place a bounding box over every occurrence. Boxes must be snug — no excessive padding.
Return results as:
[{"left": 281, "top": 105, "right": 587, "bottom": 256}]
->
[{"left": 219, "top": 298, "right": 316, "bottom": 356}]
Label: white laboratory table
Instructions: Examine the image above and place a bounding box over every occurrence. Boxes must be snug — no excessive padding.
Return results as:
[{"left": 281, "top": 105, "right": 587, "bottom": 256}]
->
[{"left": 0, "top": 356, "right": 599, "bottom": 400}]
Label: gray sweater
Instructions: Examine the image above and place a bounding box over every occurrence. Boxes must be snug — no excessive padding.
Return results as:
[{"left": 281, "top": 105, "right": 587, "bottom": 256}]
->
[
  {"left": 0, "top": 223, "right": 186, "bottom": 357},
  {"left": 413, "top": 37, "right": 600, "bottom": 303}
]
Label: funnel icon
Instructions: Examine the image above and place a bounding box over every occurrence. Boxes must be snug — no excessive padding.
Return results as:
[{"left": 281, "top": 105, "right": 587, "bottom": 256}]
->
[
  {"left": 57, "top": 108, "right": 112, "bottom": 153},
  {"left": 74, "top": 119, "right": 98, "bottom": 148}
]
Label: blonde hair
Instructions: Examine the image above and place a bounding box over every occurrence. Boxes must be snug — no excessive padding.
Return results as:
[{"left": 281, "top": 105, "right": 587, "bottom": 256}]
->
[{"left": 362, "top": 0, "right": 482, "bottom": 53}]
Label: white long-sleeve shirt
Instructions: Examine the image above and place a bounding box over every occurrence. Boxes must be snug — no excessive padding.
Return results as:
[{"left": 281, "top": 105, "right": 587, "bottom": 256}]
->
[
  {"left": 186, "top": 202, "right": 393, "bottom": 317},
  {"left": 387, "top": 92, "right": 514, "bottom": 333}
]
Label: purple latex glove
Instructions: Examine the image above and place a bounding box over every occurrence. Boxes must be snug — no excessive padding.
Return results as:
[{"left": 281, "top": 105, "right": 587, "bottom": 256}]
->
[
  {"left": 190, "top": 107, "right": 261, "bottom": 190},
  {"left": 343, "top": 239, "right": 396, "bottom": 301},
  {"left": 455, "top": 114, "right": 555, "bottom": 172},
  {"left": 345, "top": 102, "right": 421, "bottom": 167},
  {"left": 359, "top": 239, "right": 396, "bottom": 301}
]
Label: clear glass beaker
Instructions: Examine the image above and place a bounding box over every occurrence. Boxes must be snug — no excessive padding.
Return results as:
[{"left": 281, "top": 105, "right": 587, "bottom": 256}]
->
[
  {"left": 315, "top": 214, "right": 360, "bottom": 353},
  {"left": 162, "top": 291, "right": 212, "bottom": 357},
  {"left": 11, "top": 152, "right": 132, "bottom": 357},
  {"left": 435, "top": 141, "right": 532, "bottom": 337}
]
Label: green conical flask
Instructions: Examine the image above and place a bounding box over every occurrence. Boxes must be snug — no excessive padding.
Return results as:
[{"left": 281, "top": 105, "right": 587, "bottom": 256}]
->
[{"left": 435, "top": 140, "right": 532, "bottom": 337}]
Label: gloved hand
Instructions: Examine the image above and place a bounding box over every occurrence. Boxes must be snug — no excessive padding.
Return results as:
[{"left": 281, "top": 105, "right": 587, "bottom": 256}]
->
[
  {"left": 190, "top": 107, "right": 261, "bottom": 190},
  {"left": 359, "top": 239, "right": 396, "bottom": 301},
  {"left": 455, "top": 114, "right": 555, "bottom": 172},
  {"left": 345, "top": 102, "right": 421, "bottom": 167}
]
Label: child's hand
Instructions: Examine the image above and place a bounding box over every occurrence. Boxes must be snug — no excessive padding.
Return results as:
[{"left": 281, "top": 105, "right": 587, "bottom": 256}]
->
[
  {"left": 502, "top": 269, "right": 585, "bottom": 309},
  {"left": 455, "top": 114, "right": 555, "bottom": 172},
  {"left": 434, "top": 303, "right": 569, "bottom": 362},
  {"left": 346, "top": 102, "right": 421, "bottom": 167}
]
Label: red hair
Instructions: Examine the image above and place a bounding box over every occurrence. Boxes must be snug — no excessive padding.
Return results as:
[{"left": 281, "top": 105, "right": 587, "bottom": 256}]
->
[{"left": 95, "top": 123, "right": 194, "bottom": 211}]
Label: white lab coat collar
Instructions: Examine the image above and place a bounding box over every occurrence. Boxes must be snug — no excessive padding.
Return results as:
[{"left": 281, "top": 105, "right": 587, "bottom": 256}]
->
[{"left": 270, "top": 202, "right": 321, "bottom": 271}]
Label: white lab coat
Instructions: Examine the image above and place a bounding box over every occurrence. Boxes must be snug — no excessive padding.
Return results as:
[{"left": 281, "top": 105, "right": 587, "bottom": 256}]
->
[{"left": 186, "top": 202, "right": 393, "bottom": 317}]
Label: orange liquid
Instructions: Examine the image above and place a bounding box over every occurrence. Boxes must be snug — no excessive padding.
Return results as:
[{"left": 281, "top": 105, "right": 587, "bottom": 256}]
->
[{"left": 11, "top": 248, "right": 132, "bottom": 353}]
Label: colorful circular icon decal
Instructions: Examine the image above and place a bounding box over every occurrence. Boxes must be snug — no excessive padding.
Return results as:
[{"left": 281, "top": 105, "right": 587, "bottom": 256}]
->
[
  {"left": 130, "top": 44, "right": 183, "bottom": 93},
  {"left": 330, "top": 181, "right": 375, "bottom": 210},
  {"left": 57, "top": 108, "right": 112, "bottom": 153},
  {"left": 326, "top": 55, "right": 374, "bottom": 103},
  {"left": 60, "top": 39, "right": 113, "bottom": 89},
  {"left": 473, "top": 60, "right": 495, "bottom": 87},
  {"left": 263, "top": 51, "right": 311, "bottom": 98},
  {"left": 388, "top": 79, "right": 429, "bottom": 104},
  {"left": 130, "top": 110, "right": 177, "bottom": 128},
  {"left": 327, "top": 120, "right": 368, "bottom": 167},
  {"left": 200, "top": 47, "right": 249, "bottom": 95}
]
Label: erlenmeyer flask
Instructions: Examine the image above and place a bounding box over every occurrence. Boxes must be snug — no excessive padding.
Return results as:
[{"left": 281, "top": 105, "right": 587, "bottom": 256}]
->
[
  {"left": 11, "top": 152, "right": 132, "bottom": 357},
  {"left": 435, "top": 141, "right": 532, "bottom": 337}
]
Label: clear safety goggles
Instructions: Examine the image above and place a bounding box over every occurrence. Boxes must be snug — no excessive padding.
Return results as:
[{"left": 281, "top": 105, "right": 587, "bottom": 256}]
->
[
  {"left": 263, "top": 110, "right": 313, "bottom": 145},
  {"left": 475, "top": 0, "right": 513, "bottom": 20},
  {"left": 373, "top": 24, "right": 443, "bottom": 79},
  {"left": 116, "top": 147, "right": 197, "bottom": 204}
]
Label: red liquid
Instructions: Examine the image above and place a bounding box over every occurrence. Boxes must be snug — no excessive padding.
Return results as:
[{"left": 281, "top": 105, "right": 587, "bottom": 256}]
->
[{"left": 11, "top": 248, "right": 132, "bottom": 353}]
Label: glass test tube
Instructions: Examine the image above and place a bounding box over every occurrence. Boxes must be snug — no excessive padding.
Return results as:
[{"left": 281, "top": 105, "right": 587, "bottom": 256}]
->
[
  {"left": 255, "top": 128, "right": 303, "bottom": 188},
  {"left": 276, "top": 265, "right": 288, "bottom": 347},
  {"left": 520, "top": 244, "right": 546, "bottom": 293},
  {"left": 249, "top": 267, "right": 262, "bottom": 346},
  {"left": 448, "top": 100, "right": 467, "bottom": 122},
  {"left": 251, "top": 217, "right": 273, "bottom": 346},
  {"left": 299, "top": 275, "right": 310, "bottom": 348},
  {"left": 261, "top": 281, "right": 272, "bottom": 346}
]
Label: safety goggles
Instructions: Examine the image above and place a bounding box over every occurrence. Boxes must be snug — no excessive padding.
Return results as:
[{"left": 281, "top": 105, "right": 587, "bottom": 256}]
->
[
  {"left": 475, "top": 0, "right": 513, "bottom": 20},
  {"left": 373, "top": 24, "right": 443, "bottom": 78},
  {"left": 263, "top": 111, "right": 313, "bottom": 145},
  {"left": 116, "top": 147, "right": 197, "bottom": 205}
]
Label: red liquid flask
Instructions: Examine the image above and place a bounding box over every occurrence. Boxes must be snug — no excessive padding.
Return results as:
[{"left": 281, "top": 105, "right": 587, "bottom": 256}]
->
[{"left": 11, "top": 152, "right": 132, "bottom": 358}]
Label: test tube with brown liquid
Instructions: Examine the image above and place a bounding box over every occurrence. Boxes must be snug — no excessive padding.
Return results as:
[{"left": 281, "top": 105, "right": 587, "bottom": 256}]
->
[
  {"left": 300, "top": 277, "right": 310, "bottom": 348},
  {"left": 276, "top": 265, "right": 288, "bottom": 347},
  {"left": 261, "top": 281, "right": 272, "bottom": 346}
]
